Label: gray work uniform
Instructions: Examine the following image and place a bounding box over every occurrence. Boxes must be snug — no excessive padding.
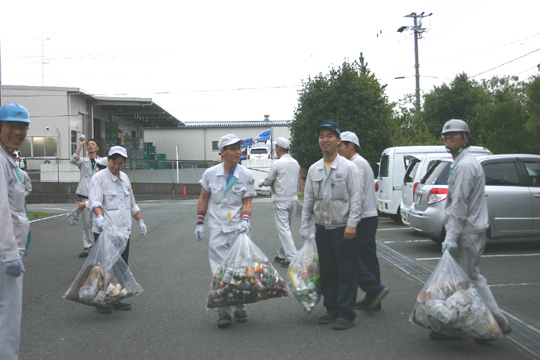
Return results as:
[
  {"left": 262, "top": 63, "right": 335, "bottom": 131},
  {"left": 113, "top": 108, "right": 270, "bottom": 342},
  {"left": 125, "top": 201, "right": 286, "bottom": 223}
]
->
[
  {"left": 70, "top": 154, "right": 102, "bottom": 250},
  {"left": 0, "top": 148, "right": 30, "bottom": 360},
  {"left": 200, "top": 162, "right": 256, "bottom": 316},
  {"left": 444, "top": 148, "right": 509, "bottom": 330},
  {"left": 261, "top": 153, "right": 300, "bottom": 262}
]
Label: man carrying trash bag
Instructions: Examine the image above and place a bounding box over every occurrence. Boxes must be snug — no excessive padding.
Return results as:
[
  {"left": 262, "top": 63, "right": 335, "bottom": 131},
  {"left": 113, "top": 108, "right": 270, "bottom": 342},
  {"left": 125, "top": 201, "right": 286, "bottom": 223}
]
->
[
  {"left": 430, "top": 119, "right": 511, "bottom": 340},
  {"left": 300, "top": 122, "right": 362, "bottom": 330},
  {"left": 194, "top": 134, "right": 257, "bottom": 328}
]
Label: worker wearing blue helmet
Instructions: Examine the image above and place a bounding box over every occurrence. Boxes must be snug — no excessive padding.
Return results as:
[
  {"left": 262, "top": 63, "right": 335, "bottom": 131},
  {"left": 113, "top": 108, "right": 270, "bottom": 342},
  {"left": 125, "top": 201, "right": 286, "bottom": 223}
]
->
[{"left": 0, "top": 103, "right": 31, "bottom": 359}]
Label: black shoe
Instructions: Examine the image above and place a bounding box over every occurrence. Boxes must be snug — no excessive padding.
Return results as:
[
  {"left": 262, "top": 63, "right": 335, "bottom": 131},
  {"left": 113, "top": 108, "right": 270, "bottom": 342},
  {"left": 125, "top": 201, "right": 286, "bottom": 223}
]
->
[
  {"left": 280, "top": 261, "right": 290, "bottom": 268},
  {"left": 234, "top": 310, "right": 248, "bottom": 323},
  {"left": 113, "top": 302, "right": 132, "bottom": 310},
  {"left": 366, "top": 287, "right": 389, "bottom": 311},
  {"left": 217, "top": 311, "right": 232, "bottom": 328},
  {"left": 274, "top": 256, "right": 286, "bottom": 263},
  {"left": 355, "top": 298, "right": 381, "bottom": 311},
  {"left": 333, "top": 318, "right": 355, "bottom": 330},
  {"left": 319, "top": 313, "right": 338, "bottom": 324},
  {"left": 78, "top": 249, "right": 90, "bottom": 258}
]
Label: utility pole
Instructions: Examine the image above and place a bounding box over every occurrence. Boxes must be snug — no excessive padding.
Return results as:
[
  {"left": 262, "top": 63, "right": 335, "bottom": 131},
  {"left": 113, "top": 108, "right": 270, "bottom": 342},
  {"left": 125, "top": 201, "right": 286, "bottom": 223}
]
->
[
  {"left": 398, "top": 12, "right": 432, "bottom": 112},
  {"left": 40, "top": 38, "right": 50, "bottom": 86}
]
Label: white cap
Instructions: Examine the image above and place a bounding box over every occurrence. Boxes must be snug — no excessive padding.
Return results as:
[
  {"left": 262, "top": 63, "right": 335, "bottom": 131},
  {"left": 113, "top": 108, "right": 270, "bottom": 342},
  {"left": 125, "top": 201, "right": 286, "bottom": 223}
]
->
[
  {"left": 218, "top": 134, "right": 244, "bottom": 150},
  {"left": 340, "top": 131, "right": 360, "bottom": 147},
  {"left": 275, "top": 137, "right": 290, "bottom": 149},
  {"left": 96, "top": 157, "right": 109, "bottom": 167},
  {"left": 108, "top": 146, "right": 128, "bottom": 158}
]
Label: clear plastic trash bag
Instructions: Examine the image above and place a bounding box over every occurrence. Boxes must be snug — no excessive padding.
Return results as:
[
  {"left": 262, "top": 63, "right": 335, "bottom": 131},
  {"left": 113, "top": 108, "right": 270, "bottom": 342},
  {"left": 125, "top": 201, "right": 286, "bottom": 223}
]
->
[
  {"left": 64, "top": 225, "right": 143, "bottom": 307},
  {"left": 409, "top": 251, "right": 501, "bottom": 340},
  {"left": 286, "top": 234, "right": 320, "bottom": 313},
  {"left": 206, "top": 233, "right": 289, "bottom": 309}
]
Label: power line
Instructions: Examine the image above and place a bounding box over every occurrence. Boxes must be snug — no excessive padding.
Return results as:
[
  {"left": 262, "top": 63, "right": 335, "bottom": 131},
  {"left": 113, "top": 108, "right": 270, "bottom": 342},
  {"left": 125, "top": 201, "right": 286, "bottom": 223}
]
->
[{"left": 472, "top": 48, "right": 540, "bottom": 78}]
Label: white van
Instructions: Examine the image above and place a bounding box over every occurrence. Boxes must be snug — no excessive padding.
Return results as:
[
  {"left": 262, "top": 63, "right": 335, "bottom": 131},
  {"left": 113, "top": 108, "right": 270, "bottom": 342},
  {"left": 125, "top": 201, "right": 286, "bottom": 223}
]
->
[{"left": 378, "top": 145, "right": 491, "bottom": 223}]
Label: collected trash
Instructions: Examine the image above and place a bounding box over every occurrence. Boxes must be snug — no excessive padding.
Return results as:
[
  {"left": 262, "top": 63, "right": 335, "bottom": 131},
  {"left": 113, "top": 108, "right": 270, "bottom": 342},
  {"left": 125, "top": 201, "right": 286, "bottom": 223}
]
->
[
  {"left": 206, "top": 233, "right": 289, "bottom": 308},
  {"left": 287, "top": 234, "right": 320, "bottom": 313},
  {"left": 410, "top": 251, "right": 501, "bottom": 340},
  {"left": 64, "top": 226, "right": 143, "bottom": 307}
]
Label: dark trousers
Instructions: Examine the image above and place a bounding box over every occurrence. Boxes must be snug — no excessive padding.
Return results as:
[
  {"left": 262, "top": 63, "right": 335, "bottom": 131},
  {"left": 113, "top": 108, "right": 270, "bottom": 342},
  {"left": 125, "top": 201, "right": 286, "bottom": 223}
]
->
[
  {"left": 93, "top": 232, "right": 130, "bottom": 265},
  {"left": 315, "top": 224, "right": 357, "bottom": 321},
  {"left": 356, "top": 216, "right": 384, "bottom": 300}
]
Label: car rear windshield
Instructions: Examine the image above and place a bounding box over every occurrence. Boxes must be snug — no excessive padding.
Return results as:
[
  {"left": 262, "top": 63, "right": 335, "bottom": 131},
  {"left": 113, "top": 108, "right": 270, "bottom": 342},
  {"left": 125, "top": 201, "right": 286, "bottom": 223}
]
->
[
  {"left": 250, "top": 148, "right": 268, "bottom": 154},
  {"left": 404, "top": 158, "right": 421, "bottom": 183},
  {"left": 421, "top": 160, "right": 451, "bottom": 185}
]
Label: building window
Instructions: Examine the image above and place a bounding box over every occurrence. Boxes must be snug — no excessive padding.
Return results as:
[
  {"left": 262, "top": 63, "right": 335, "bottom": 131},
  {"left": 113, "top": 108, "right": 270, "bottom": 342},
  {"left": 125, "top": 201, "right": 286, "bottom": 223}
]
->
[
  {"left": 212, "top": 141, "right": 219, "bottom": 151},
  {"left": 20, "top": 136, "right": 58, "bottom": 157},
  {"left": 71, "top": 131, "right": 77, "bottom": 155}
]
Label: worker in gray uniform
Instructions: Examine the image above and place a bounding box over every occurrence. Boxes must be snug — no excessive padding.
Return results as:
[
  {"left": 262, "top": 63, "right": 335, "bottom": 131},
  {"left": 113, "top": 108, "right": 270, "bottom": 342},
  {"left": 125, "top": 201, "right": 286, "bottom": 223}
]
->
[
  {"left": 0, "top": 103, "right": 31, "bottom": 359},
  {"left": 259, "top": 137, "right": 300, "bottom": 268},
  {"left": 69, "top": 137, "right": 103, "bottom": 258},
  {"left": 432, "top": 119, "right": 511, "bottom": 340}
]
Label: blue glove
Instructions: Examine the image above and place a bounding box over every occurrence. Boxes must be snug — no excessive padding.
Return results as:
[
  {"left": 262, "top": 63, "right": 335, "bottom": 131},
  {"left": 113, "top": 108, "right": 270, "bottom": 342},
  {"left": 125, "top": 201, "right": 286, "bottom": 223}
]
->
[
  {"left": 138, "top": 220, "right": 147, "bottom": 237},
  {"left": 194, "top": 224, "right": 204, "bottom": 242},
  {"left": 441, "top": 239, "right": 458, "bottom": 253},
  {"left": 94, "top": 215, "right": 105, "bottom": 232},
  {"left": 5, "top": 258, "right": 25, "bottom": 277},
  {"left": 238, "top": 220, "right": 249, "bottom": 234},
  {"left": 67, "top": 209, "right": 80, "bottom": 226}
]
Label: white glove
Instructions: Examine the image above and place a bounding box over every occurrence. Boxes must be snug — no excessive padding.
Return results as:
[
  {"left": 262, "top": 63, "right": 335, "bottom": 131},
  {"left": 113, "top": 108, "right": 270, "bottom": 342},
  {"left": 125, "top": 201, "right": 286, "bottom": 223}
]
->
[
  {"left": 138, "top": 220, "right": 147, "bottom": 237},
  {"left": 94, "top": 215, "right": 105, "bottom": 232},
  {"left": 5, "top": 258, "right": 25, "bottom": 277},
  {"left": 238, "top": 220, "right": 249, "bottom": 233},
  {"left": 67, "top": 209, "right": 80, "bottom": 226},
  {"left": 300, "top": 225, "right": 310, "bottom": 239},
  {"left": 441, "top": 239, "right": 458, "bottom": 253},
  {"left": 258, "top": 180, "right": 264, "bottom": 188},
  {"left": 194, "top": 224, "right": 204, "bottom": 242}
]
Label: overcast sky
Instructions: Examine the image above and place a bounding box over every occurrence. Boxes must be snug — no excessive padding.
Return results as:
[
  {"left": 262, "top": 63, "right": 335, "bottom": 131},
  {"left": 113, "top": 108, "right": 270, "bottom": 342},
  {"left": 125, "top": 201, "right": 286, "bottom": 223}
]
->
[{"left": 1, "top": 0, "right": 539, "bottom": 122}]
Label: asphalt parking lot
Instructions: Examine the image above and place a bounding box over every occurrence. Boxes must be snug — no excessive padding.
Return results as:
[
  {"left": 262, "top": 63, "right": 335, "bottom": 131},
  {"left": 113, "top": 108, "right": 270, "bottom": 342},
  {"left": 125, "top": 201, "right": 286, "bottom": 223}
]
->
[{"left": 21, "top": 199, "right": 540, "bottom": 360}]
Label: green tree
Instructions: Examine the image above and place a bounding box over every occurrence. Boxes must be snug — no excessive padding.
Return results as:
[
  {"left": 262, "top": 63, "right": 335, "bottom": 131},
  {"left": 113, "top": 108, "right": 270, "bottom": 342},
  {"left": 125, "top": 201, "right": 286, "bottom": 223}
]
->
[
  {"left": 422, "top": 73, "right": 488, "bottom": 141},
  {"left": 290, "top": 54, "right": 393, "bottom": 172},
  {"left": 524, "top": 73, "right": 540, "bottom": 154},
  {"left": 390, "top": 94, "right": 440, "bottom": 146}
]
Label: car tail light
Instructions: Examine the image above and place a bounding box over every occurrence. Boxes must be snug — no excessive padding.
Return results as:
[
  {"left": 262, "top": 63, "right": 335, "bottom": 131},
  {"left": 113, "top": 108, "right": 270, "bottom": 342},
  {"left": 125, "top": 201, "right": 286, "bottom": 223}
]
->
[
  {"left": 248, "top": 154, "right": 251, "bottom": 159},
  {"left": 427, "top": 188, "right": 448, "bottom": 205},
  {"left": 413, "top": 182, "right": 419, "bottom": 196},
  {"left": 374, "top": 180, "right": 379, "bottom": 192},
  {"left": 268, "top": 154, "right": 270, "bottom": 159}
]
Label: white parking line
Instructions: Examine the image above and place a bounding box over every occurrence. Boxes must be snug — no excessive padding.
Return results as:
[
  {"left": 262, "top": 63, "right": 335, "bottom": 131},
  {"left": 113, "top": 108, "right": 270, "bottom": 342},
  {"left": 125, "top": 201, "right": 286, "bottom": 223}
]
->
[
  {"left": 384, "top": 239, "right": 432, "bottom": 244},
  {"left": 378, "top": 227, "right": 412, "bottom": 231},
  {"left": 416, "top": 253, "right": 540, "bottom": 261},
  {"left": 30, "top": 213, "right": 68, "bottom": 223},
  {"left": 490, "top": 282, "right": 540, "bottom": 287}
]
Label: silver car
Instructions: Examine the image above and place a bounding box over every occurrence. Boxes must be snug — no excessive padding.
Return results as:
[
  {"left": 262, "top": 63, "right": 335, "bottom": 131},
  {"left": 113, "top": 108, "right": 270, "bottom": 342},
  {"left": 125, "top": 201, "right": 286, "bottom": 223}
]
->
[{"left": 409, "top": 154, "right": 540, "bottom": 243}]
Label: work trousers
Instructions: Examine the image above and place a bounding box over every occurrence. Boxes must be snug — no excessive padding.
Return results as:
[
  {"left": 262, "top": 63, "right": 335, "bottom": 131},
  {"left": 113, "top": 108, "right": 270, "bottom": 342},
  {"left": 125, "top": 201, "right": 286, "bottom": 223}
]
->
[
  {"left": 315, "top": 224, "right": 357, "bottom": 321},
  {"left": 356, "top": 216, "right": 385, "bottom": 299},
  {"left": 0, "top": 262, "right": 23, "bottom": 360},
  {"left": 78, "top": 195, "right": 94, "bottom": 251},
  {"left": 450, "top": 231, "right": 510, "bottom": 330},
  {"left": 208, "top": 229, "right": 246, "bottom": 316},
  {"left": 274, "top": 200, "right": 298, "bottom": 262}
]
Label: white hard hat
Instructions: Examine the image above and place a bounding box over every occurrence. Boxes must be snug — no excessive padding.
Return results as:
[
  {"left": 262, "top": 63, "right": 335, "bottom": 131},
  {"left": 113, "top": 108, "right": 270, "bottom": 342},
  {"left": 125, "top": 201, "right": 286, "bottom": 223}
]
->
[
  {"left": 276, "top": 137, "right": 290, "bottom": 149},
  {"left": 108, "top": 146, "right": 128, "bottom": 158}
]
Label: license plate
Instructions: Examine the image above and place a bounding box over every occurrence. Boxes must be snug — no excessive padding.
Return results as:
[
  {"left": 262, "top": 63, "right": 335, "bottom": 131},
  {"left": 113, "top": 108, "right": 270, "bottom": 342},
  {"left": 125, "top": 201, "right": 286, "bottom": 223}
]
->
[{"left": 380, "top": 202, "right": 384, "bottom": 210}]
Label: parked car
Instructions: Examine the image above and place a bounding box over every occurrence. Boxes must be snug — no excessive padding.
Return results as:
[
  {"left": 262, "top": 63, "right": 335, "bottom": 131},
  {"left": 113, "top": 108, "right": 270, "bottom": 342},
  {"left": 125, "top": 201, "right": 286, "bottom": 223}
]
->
[
  {"left": 378, "top": 145, "right": 491, "bottom": 223},
  {"left": 409, "top": 154, "right": 540, "bottom": 243},
  {"left": 400, "top": 151, "right": 493, "bottom": 225},
  {"left": 247, "top": 146, "right": 270, "bottom": 160}
]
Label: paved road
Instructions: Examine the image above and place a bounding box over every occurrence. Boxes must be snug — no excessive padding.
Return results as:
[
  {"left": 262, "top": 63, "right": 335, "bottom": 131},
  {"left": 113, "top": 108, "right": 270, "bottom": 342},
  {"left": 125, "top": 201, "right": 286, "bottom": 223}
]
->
[{"left": 20, "top": 200, "right": 538, "bottom": 359}]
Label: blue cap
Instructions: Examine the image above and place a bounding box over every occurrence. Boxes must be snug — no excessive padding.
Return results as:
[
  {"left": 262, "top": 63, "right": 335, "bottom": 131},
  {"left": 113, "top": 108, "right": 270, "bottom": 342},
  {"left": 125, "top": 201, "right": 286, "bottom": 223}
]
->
[{"left": 317, "top": 121, "right": 341, "bottom": 136}]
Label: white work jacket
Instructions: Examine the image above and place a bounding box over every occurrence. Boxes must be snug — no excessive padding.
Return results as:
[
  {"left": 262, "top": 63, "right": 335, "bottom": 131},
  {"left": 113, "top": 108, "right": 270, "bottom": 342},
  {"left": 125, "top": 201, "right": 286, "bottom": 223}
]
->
[
  {"left": 200, "top": 163, "right": 257, "bottom": 233},
  {"left": 89, "top": 168, "right": 140, "bottom": 234},
  {"left": 71, "top": 154, "right": 103, "bottom": 197},
  {"left": 0, "top": 149, "right": 29, "bottom": 262},
  {"left": 444, "top": 148, "right": 489, "bottom": 242},
  {"left": 350, "top": 153, "right": 378, "bottom": 219},
  {"left": 261, "top": 153, "right": 300, "bottom": 203},
  {"left": 301, "top": 154, "right": 362, "bottom": 229}
]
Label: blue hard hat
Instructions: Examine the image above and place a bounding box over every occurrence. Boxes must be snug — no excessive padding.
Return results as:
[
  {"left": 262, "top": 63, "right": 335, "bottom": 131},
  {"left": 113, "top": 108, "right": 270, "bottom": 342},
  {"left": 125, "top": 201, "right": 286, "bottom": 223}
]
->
[{"left": 0, "top": 103, "right": 31, "bottom": 124}]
